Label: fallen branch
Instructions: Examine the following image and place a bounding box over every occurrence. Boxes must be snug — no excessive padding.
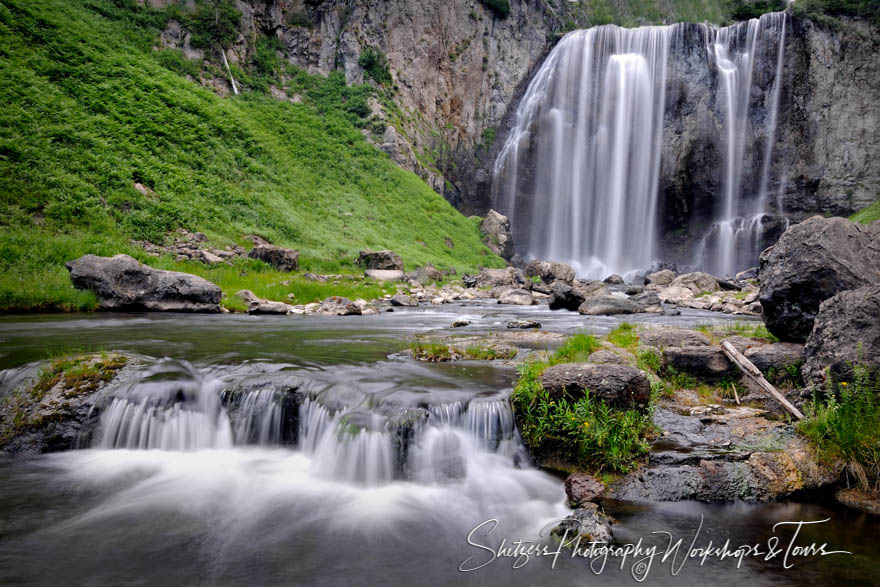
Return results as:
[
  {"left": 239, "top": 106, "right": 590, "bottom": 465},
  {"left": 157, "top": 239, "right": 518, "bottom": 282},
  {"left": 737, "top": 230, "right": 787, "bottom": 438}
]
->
[
  {"left": 720, "top": 340, "right": 804, "bottom": 420},
  {"left": 221, "top": 48, "right": 239, "bottom": 96}
]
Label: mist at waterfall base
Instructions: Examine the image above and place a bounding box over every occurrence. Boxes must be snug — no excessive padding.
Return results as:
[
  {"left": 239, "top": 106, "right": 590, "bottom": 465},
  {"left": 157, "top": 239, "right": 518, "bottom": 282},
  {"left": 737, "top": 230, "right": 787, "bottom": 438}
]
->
[
  {"left": 1, "top": 310, "right": 878, "bottom": 585},
  {"left": 492, "top": 13, "right": 790, "bottom": 279}
]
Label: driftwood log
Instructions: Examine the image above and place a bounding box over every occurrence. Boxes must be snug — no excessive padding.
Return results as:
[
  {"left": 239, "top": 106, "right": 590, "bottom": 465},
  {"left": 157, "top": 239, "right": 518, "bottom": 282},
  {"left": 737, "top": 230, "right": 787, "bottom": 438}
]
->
[{"left": 720, "top": 340, "right": 804, "bottom": 420}]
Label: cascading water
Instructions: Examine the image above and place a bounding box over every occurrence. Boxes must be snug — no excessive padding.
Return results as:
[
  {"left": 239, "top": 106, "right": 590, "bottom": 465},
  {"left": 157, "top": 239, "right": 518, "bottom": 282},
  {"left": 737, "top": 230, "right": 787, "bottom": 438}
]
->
[
  {"left": 492, "top": 12, "right": 790, "bottom": 279},
  {"left": 492, "top": 26, "right": 671, "bottom": 279}
]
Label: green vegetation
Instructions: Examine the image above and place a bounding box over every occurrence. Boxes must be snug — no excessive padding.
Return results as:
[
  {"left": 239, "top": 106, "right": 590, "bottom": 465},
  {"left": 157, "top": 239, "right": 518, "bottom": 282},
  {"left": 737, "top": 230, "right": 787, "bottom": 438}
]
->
[
  {"left": 695, "top": 321, "right": 780, "bottom": 344},
  {"left": 798, "top": 365, "right": 880, "bottom": 495},
  {"left": 189, "top": 0, "right": 241, "bottom": 49},
  {"left": 357, "top": 47, "right": 393, "bottom": 86},
  {"left": 606, "top": 322, "right": 639, "bottom": 350},
  {"left": 727, "top": 0, "right": 786, "bottom": 20},
  {"left": 850, "top": 200, "right": 880, "bottom": 224},
  {"left": 481, "top": 0, "right": 511, "bottom": 18},
  {"left": 0, "top": 0, "right": 502, "bottom": 312},
  {"left": 31, "top": 352, "right": 128, "bottom": 399},
  {"left": 410, "top": 339, "right": 517, "bottom": 362},
  {"left": 511, "top": 333, "right": 652, "bottom": 474},
  {"left": 792, "top": 0, "right": 880, "bottom": 25}
]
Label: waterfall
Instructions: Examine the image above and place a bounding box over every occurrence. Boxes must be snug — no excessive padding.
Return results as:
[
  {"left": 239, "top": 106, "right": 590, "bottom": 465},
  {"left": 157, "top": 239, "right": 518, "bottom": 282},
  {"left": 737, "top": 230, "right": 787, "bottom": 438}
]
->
[{"left": 492, "top": 13, "right": 789, "bottom": 279}]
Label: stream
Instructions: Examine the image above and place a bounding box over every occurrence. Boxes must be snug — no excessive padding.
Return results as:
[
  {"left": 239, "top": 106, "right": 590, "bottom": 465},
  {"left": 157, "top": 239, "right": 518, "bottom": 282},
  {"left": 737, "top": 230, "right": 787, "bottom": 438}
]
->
[{"left": 0, "top": 303, "right": 877, "bottom": 585}]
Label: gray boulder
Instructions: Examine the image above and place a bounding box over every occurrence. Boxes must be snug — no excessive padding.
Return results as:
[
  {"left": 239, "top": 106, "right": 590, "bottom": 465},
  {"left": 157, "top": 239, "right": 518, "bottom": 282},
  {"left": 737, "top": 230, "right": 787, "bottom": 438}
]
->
[
  {"left": 317, "top": 296, "right": 362, "bottom": 316},
  {"left": 645, "top": 269, "right": 676, "bottom": 288},
  {"left": 406, "top": 264, "right": 443, "bottom": 284},
  {"left": 66, "top": 254, "right": 221, "bottom": 312},
  {"left": 365, "top": 269, "right": 405, "bottom": 282},
  {"left": 603, "top": 274, "right": 624, "bottom": 285},
  {"left": 496, "top": 288, "right": 536, "bottom": 306},
  {"left": 759, "top": 216, "right": 880, "bottom": 342},
  {"left": 578, "top": 295, "right": 644, "bottom": 315},
  {"left": 548, "top": 280, "right": 607, "bottom": 311},
  {"left": 525, "top": 260, "right": 576, "bottom": 284},
  {"left": 804, "top": 284, "right": 880, "bottom": 387},
  {"left": 670, "top": 271, "right": 720, "bottom": 294},
  {"left": 565, "top": 473, "right": 605, "bottom": 507},
  {"left": 638, "top": 328, "right": 711, "bottom": 348},
  {"left": 506, "top": 319, "right": 541, "bottom": 329},
  {"left": 744, "top": 343, "right": 805, "bottom": 377},
  {"left": 480, "top": 210, "right": 514, "bottom": 260},
  {"left": 540, "top": 363, "right": 651, "bottom": 409},
  {"left": 663, "top": 346, "right": 737, "bottom": 381},
  {"left": 476, "top": 267, "right": 526, "bottom": 288},
  {"left": 357, "top": 250, "right": 404, "bottom": 271},
  {"left": 247, "top": 244, "right": 299, "bottom": 272},
  {"left": 390, "top": 293, "right": 418, "bottom": 307},
  {"left": 552, "top": 503, "right": 613, "bottom": 544}
]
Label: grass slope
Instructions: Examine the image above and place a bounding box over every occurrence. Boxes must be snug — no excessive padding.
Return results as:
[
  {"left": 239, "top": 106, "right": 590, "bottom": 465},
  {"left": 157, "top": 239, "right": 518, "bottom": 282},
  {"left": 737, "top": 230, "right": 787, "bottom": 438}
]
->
[
  {"left": 0, "top": 0, "right": 503, "bottom": 311},
  {"left": 850, "top": 200, "right": 880, "bottom": 224}
]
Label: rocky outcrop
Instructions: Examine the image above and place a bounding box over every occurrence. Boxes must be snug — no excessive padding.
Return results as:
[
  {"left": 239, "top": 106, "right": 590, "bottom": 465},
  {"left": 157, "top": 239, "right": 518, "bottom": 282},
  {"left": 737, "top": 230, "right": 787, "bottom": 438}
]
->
[
  {"left": 247, "top": 244, "right": 300, "bottom": 272},
  {"left": 548, "top": 280, "right": 607, "bottom": 311},
  {"left": 662, "top": 346, "right": 738, "bottom": 381},
  {"left": 804, "top": 283, "right": 880, "bottom": 387},
  {"left": 525, "top": 260, "right": 576, "bottom": 285},
  {"left": 552, "top": 503, "right": 612, "bottom": 544},
  {"left": 578, "top": 295, "right": 644, "bottom": 316},
  {"left": 357, "top": 250, "right": 404, "bottom": 271},
  {"left": 479, "top": 210, "right": 514, "bottom": 260},
  {"left": 475, "top": 267, "right": 525, "bottom": 288},
  {"left": 540, "top": 363, "right": 651, "bottom": 409},
  {"left": 66, "top": 254, "right": 222, "bottom": 312},
  {"left": 759, "top": 216, "right": 880, "bottom": 342}
]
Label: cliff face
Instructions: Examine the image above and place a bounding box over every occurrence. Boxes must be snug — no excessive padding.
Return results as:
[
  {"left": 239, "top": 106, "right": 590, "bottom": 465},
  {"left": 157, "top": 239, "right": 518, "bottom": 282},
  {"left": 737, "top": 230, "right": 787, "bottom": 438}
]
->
[{"left": 164, "top": 2, "right": 879, "bottom": 252}]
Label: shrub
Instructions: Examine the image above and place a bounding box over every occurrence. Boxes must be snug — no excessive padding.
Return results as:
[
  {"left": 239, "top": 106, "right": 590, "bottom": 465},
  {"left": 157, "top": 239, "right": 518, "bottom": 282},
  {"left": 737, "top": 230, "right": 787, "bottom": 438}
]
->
[
  {"left": 189, "top": 0, "right": 241, "bottom": 49},
  {"left": 357, "top": 47, "right": 392, "bottom": 86},
  {"left": 798, "top": 365, "right": 880, "bottom": 495}
]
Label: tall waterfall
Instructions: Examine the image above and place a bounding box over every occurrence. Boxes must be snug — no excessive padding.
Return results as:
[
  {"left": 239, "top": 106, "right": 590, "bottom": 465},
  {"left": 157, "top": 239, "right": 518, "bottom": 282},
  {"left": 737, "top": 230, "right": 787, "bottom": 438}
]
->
[{"left": 491, "top": 13, "right": 789, "bottom": 279}]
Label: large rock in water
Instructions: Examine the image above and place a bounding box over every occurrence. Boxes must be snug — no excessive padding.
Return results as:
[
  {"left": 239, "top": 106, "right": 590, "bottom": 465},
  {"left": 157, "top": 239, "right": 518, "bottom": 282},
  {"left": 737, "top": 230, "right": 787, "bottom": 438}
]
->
[
  {"left": 804, "top": 284, "right": 880, "bottom": 387},
  {"left": 524, "top": 259, "right": 576, "bottom": 284},
  {"left": 759, "top": 216, "right": 880, "bottom": 342},
  {"left": 475, "top": 267, "right": 526, "bottom": 288},
  {"left": 578, "top": 295, "right": 644, "bottom": 315},
  {"left": 66, "top": 254, "right": 221, "bottom": 312},
  {"left": 357, "top": 250, "right": 404, "bottom": 271},
  {"left": 548, "top": 280, "right": 607, "bottom": 311},
  {"left": 247, "top": 244, "right": 299, "bottom": 272},
  {"left": 479, "top": 209, "right": 514, "bottom": 260},
  {"left": 540, "top": 363, "right": 651, "bottom": 409}
]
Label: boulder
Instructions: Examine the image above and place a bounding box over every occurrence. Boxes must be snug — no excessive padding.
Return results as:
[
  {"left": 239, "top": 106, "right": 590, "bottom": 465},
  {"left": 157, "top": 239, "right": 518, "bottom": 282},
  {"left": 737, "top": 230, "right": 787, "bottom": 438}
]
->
[
  {"left": 587, "top": 349, "right": 634, "bottom": 366},
  {"left": 578, "top": 295, "right": 644, "bottom": 316},
  {"left": 316, "top": 296, "right": 362, "bottom": 316},
  {"left": 548, "top": 280, "right": 607, "bottom": 311},
  {"left": 248, "top": 300, "right": 293, "bottom": 315},
  {"left": 628, "top": 290, "right": 663, "bottom": 312},
  {"left": 476, "top": 267, "right": 526, "bottom": 288},
  {"left": 637, "top": 328, "right": 711, "bottom": 348},
  {"left": 247, "top": 244, "right": 300, "bottom": 272},
  {"left": 804, "top": 284, "right": 880, "bottom": 387},
  {"left": 540, "top": 363, "right": 651, "bottom": 409},
  {"left": 365, "top": 269, "right": 405, "bottom": 282},
  {"left": 645, "top": 269, "right": 676, "bottom": 288},
  {"left": 496, "top": 288, "right": 536, "bottom": 306},
  {"left": 525, "top": 260, "right": 576, "bottom": 284},
  {"left": 65, "top": 254, "right": 221, "bottom": 312},
  {"left": 603, "top": 274, "right": 624, "bottom": 285},
  {"left": 722, "top": 336, "right": 765, "bottom": 354},
  {"left": 452, "top": 319, "right": 470, "bottom": 327},
  {"left": 759, "top": 216, "right": 880, "bottom": 342},
  {"left": 564, "top": 473, "right": 605, "bottom": 507},
  {"left": 357, "top": 250, "right": 404, "bottom": 271},
  {"left": 744, "top": 343, "right": 805, "bottom": 377},
  {"left": 670, "top": 272, "right": 720, "bottom": 295},
  {"left": 657, "top": 285, "right": 695, "bottom": 303},
  {"left": 480, "top": 210, "right": 514, "bottom": 260},
  {"left": 506, "top": 319, "right": 541, "bottom": 329},
  {"left": 390, "top": 293, "right": 418, "bottom": 307},
  {"left": 407, "top": 265, "right": 443, "bottom": 284},
  {"left": 662, "top": 346, "right": 737, "bottom": 381},
  {"left": 551, "top": 503, "right": 612, "bottom": 544}
]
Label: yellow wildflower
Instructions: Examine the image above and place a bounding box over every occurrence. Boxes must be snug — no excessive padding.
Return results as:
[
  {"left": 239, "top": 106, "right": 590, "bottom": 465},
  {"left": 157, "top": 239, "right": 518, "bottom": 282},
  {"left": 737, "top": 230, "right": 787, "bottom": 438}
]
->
[{"left": 841, "top": 382, "right": 848, "bottom": 386}]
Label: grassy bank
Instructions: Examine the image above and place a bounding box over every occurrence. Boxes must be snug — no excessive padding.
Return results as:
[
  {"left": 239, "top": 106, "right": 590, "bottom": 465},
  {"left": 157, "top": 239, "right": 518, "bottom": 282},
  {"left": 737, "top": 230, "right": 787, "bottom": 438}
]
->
[
  {"left": 850, "top": 200, "right": 880, "bottom": 224},
  {"left": 0, "top": 0, "right": 502, "bottom": 312}
]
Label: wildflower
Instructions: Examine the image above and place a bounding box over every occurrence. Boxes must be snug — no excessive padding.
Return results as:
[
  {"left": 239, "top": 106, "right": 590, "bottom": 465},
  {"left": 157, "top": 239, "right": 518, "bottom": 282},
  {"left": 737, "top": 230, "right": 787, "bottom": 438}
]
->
[
  {"left": 840, "top": 381, "right": 848, "bottom": 386},
  {"left": 583, "top": 421, "right": 590, "bottom": 428}
]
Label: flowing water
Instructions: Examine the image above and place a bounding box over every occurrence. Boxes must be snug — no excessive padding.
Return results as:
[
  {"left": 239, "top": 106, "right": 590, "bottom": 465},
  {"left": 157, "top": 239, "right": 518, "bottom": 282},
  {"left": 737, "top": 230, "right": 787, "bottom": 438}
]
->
[
  {"left": 492, "top": 13, "right": 790, "bottom": 279},
  {"left": 0, "top": 306, "right": 877, "bottom": 585}
]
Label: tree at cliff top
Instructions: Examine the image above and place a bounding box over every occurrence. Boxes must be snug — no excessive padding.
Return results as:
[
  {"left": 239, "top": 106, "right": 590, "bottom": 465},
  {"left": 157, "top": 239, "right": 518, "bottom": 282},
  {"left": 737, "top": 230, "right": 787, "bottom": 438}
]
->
[{"left": 0, "top": 0, "right": 503, "bottom": 311}]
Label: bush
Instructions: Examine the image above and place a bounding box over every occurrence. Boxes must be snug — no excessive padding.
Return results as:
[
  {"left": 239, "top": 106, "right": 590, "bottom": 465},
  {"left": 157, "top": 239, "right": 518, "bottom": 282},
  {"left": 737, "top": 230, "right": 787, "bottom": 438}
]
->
[
  {"left": 727, "top": 0, "right": 786, "bottom": 21},
  {"left": 357, "top": 47, "right": 392, "bottom": 86},
  {"left": 189, "top": 0, "right": 241, "bottom": 49},
  {"left": 798, "top": 365, "right": 880, "bottom": 495},
  {"left": 793, "top": 0, "right": 880, "bottom": 24}
]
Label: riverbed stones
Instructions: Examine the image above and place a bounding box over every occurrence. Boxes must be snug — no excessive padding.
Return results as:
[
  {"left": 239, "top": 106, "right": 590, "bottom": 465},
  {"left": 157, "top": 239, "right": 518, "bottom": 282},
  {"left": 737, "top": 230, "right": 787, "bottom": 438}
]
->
[
  {"left": 803, "top": 283, "right": 880, "bottom": 388},
  {"left": 759, "top": 216, "right": 880, "bottom": 342},
  {"left": 564, "top": 473, "right": 605, "bottom": 506},
  {"left": 66, "top": 254, "right": 222, "bottom": 312},
  {"left": 357, "top": 250, "right": 404, "bottom": 271},
  {"left": 662, "top": 346, "right": 737, "bottom": 381},
  {"left": 480, "top": 209, "right": 514, "bottom": 260},
  {"left": 669, "top": 271, "right": 720, "bottom": 295},
  {"left": 525, "top": 260, "right": 576, "bottom": 284},
  {"left": 645, "top": 269, "right": 676, "bottom": 288},
  {"left": 406, "top": 264, "right": 443, "bottom": 284},
  {"left": 540, "top": 363, "right": 651, "bottom": 409},
  {"left": 316, "top": 296, "right": 362, "bottom": 316},
  {"left": 476, "top": 267, "right": 526, "bottom": 288},
  {"left": 578, "top": 295, "right": 644, "bottom": 315},
  {"left": 390, "top": 293, "right": 418, "bottom": 307},
  {"left": 247, "top": 244, "right": 300, "bottom": 272}
]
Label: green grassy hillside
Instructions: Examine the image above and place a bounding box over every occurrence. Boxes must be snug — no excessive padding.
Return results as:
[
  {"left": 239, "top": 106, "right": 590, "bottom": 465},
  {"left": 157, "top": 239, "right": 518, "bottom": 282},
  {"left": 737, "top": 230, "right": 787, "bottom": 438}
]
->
[
  {"left": 850, "top": 201, "right": 880, "bottom": 224},
  {"left": 0, "top": 0, "right": 503, "bottom": 311}
]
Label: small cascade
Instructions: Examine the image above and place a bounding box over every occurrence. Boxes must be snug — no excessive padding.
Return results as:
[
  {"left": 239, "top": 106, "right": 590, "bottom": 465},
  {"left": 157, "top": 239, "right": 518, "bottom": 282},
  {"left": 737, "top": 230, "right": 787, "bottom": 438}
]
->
[{"left": 233, "top": 388, "right": 282, "bottom": 445}]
